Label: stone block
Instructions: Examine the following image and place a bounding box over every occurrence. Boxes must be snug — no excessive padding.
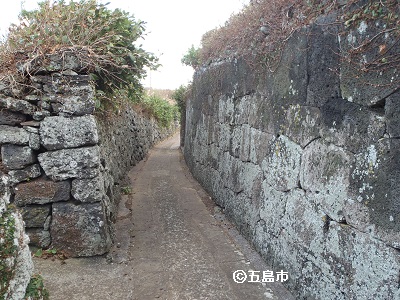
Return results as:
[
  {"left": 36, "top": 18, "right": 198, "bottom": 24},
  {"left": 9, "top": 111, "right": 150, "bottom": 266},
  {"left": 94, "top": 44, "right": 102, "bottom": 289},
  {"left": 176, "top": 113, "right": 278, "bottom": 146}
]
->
[
  {"left": 8, "top": 164, "right": 42, "bottom": 184},
  {"left": 385, "top": 92, "right": 400, "bottom": 138},
  {"left": 40, "top": 115, "right": 98, "bottom": 150},
  {"left": 14, "top": 177, "right": 70, "bottom": 206},
  {"left": 0, "top": 97, "right": 37, "bottom": 115},
  {"left": 262, "top": 135, "right": 302, "bottom": 192},
  {"left": 0, "top": 125, "right": 30, "bottom": 145},
  {"left": 71, "top": 176, "right": 104, "bottom": 203},
  {"left": 21, "top": 205, "right": 51, "bottom": 228},
  {"left": 38, "top": 146, "right": 100, "bottom": 181},
  {"left": 0, "top": 110, "right": 26, "bottom": 126},
  {"left": 26, "top": 228, "right": 51, "bottom": 248},
  {"left": 51, "top": 202, "right": 111, "bottom": 257},
  {"left": 1, "top": 145, "right": 37, "bottom": 170},
  {"left": 29, "top": 132, "right": 40, "bottom": 150}
]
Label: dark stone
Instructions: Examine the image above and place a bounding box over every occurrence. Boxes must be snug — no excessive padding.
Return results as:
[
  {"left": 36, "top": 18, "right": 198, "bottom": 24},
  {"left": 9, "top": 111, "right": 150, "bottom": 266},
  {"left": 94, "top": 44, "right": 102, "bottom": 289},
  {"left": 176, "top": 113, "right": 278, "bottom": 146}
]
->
[
  {"left": 26, "top": 228, "right": 51, "bottom": 248},
  {"left": 8, "top": 164, "right": 42, "bottom": 184},
  {"left": 14, "top": 177, "right": 70, "bottom": 205},
  {"left": 21, "top": 205, "right": 51, "bottom": 228},
  {"left": 1, "top": 145, "right": 37, "bottom": 170},
  {"left": 0, "top": 110, "right": 26, "bottom": 125},
  {"left": 51, "top": 202, "right": 111, "bottom": 257}
]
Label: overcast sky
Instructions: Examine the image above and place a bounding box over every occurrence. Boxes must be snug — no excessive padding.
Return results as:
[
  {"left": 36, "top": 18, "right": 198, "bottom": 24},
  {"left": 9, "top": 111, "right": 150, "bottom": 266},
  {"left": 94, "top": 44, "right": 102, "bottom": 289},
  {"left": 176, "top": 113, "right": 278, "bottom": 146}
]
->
[{"left": 0, "top": 0, "right": 249, "bottom": 90}]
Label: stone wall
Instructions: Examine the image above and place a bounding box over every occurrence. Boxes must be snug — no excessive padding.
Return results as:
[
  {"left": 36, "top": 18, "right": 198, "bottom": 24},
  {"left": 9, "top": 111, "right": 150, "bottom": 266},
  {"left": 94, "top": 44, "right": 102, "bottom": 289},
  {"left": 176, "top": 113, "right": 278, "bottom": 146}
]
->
[
  {"left": 1, "top": 174, "right": 34, "bottom": 299},
  {"left": 0, "top": 53, "right": 174, "bottom": 257},
  {"left": 183, "top": 14, "right": 400, "bottom": 300}
]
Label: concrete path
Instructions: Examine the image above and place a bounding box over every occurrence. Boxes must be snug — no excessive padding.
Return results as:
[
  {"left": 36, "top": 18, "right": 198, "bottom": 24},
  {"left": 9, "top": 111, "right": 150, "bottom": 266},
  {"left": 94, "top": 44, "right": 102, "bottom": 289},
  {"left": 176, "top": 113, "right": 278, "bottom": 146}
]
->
[{"left": 34, "top": 133, "right": 294, "bottom": 300}]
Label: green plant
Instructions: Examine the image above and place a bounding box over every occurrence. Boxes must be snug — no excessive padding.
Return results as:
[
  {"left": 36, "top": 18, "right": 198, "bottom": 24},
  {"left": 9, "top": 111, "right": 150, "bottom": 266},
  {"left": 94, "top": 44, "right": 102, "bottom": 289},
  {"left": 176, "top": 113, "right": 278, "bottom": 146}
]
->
[
  {"left": 181, "top": 45, "right": 200, "bottom": 69},
  {"left": 143, "top": 94, "right": 179, "bottom": 128},
  {"left": 121, "top": 186, "right": 132, "bottom": 195},
  {"left": 0, "top": 208, "right": 17, "bottom": 299},
  {"left": 0, "top": 0, "right": 159, "bottom": 104},
  {"left": 24, "top": 274, "right": 49, "bottom": 300}
]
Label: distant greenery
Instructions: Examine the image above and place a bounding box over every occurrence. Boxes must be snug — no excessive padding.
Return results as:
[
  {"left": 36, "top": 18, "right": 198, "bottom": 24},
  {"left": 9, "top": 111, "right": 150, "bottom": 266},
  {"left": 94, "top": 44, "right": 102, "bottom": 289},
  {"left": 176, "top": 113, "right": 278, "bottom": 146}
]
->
[
  {"left": 181, "top": 45, "right": 200, "bottom": 69},
  {"left": 172, "top": 84, "right": 190, "bottom": 114},
  {"left": 143, "top": 94, "right": 179, "bottom": 128}
]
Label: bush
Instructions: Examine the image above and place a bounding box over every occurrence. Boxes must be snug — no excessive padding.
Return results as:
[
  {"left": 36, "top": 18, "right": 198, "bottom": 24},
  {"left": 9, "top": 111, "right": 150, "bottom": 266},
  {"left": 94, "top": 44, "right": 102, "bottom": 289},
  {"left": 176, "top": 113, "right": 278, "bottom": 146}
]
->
[
  {"left": 0, "top": 0, "right": 159, "bottom": 99},
  {"left": 143, "top": 94, "right": 179, "bottom": 128},
  {"left": 181, "top": 45, "right": 200, "bottom": 69}
]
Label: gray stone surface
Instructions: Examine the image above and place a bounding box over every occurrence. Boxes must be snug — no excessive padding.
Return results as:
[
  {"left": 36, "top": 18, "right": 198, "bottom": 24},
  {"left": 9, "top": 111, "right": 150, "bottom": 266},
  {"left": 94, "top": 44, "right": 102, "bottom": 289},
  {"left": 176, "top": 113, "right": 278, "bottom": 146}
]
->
[
  {"left": 183, "top": 12, "right": 400, "bottom": 300},
  {"left": 1, "top": 145, "right": 37, "bottom": 170},
  {"left": 38, "top": 146, "right": 101, "bottom": 181},
  {"left": 0, "top": 110, "right": 26, "bottom": 125},
  {"left": 40, "top": 115, "right": 98, "bottom": 150},
  {"left": 14, "top": 178, "right": 70, "bottom": 206},
  {"left": 21, "top": 205, "right": 51, "bottom": 228},
  {"left": 51, "top": 201, "right": 111, "bottom": 257},
  {"left": 8, "top": 164, "right": 42, "bottom": 184},
  {"left": 26, "top": 228, "right": 51, "bottom": 248},
  {"left": 71, "top": 176, "right": 104, "bottom": 203},
  {"left": 0, "top": 97, "right": 37, "bottom": 115},
  {"left": 0, "top": 125, "right": 30, "bottom": 145}
]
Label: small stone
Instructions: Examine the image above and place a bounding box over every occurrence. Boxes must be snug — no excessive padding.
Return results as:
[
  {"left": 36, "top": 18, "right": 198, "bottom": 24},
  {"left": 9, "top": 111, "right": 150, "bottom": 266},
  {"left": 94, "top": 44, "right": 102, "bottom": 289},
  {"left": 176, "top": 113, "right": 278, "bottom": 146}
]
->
[
  {"left": 21, "top": 205, "right": 51, "bottom": 228},
  {"left": 0, "top": 125, "right": 30, "bottom": 145},
  {"left": 20, "top": 121, "right": 40, "bottom": 127},
  {"left": 29, "top": 132, "right": 40, "bottom": 150},
  {"left": 8, "top": 164, "right": 41, "bottom": 184},
  {"left": 26, "top": 228, "right": 51, "bottom": 248},
  {"left": 1, "top": 145, "right": 37, "bottom": 170},
  {"left": 33, "top": 110, "right": 51, "bottom": 121}
]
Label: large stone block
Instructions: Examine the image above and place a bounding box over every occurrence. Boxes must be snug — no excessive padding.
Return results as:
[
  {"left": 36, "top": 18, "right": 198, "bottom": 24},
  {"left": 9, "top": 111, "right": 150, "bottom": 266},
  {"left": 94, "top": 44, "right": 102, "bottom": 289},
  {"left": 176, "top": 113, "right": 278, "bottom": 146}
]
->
[
  {"left": 51, "top": 202, "right": 111, "bottom": 257},
  {"left": 40, "top": 115, "right": 98, "bottom": 150},
  {"left": 0, "top": 110, "right": 26, "bottom": 126},
  {"left": 71, "top": 176, "right": 104, "bottom": 203},
  {"left": 1, "top": 145, "right": 37, "bottom": 170},
  {"left": 0, "top": 125, "right": 30, "bottom": 145},
  {"left": 14, "top": 177, "right": 70, "bottom": 206},
  {"left": 0, "top": 97, "right": 37, "bottom": 115},
  {"left": 21, "top": 205, "right": 51, "bottom": 228},
  {"left": 38, "top": 146, "right": 100, "bottom": 181}
]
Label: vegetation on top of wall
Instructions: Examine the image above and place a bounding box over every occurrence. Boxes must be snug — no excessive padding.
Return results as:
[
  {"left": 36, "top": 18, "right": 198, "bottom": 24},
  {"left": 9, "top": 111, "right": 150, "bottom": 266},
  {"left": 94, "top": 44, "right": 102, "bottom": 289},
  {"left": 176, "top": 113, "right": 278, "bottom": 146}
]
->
[
  {"left": 0, "top": 0, "right": 158, "bottom": 102},
  {"left": 183, "top": 0, "right": 399, "bottom": 87}
]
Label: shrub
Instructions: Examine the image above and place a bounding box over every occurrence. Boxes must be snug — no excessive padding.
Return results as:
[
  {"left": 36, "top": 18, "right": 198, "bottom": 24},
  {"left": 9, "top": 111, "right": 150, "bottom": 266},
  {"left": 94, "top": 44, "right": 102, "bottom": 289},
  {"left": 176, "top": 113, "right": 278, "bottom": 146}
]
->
[
  {"left": 181, "top": 45, "right": 200, "bottom": 69},
  {"left": 0, "top": 0, "right": 159, "bottom": 100},
  {"left": 143, "top": 94, "right": 179, "bottom": 128}
]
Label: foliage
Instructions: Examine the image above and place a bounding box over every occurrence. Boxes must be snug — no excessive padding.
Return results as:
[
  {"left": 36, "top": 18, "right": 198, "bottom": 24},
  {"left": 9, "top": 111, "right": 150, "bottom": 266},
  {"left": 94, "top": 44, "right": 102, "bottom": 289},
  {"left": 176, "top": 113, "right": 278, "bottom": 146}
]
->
[
  {"left": 172, "top": 84, "right": 190, "bottom": 114},
  {"left": 194, "top": 0, "right": 399, "bottom": 85},
  {"left": 0, "top": 208, "right": 17, "bottom": 299},
  {"left": 0, "top": 0, "right": 158, "bottom": 100},
  {"left": 142, "top": 94, "right": 179, "bottom": 128},
  {"left": 121, "top": 186, "right": 132, "bottom": 195},
  {"left": 24, "top": 274, "right": 49, "bottom": 300},
  {"left": 181, "top": 45, "right": 200, "bottom": 69}
]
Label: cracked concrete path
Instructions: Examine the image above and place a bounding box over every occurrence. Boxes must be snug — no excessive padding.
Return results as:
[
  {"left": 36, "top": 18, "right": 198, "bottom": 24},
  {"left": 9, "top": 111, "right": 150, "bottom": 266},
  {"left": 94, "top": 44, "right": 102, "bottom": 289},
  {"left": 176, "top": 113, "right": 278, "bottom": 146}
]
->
[{"left": 34, "top": 133, "right": 294, "bottom": 300}]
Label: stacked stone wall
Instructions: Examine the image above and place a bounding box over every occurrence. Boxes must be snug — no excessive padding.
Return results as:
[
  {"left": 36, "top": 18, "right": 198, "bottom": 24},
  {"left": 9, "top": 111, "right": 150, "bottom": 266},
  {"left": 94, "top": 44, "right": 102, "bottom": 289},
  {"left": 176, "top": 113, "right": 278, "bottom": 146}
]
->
[
  {"left": 184, "top": 14, "right": 400, "bottom": 299},
  {"left": 0, "top": 54, "right": 174, "bottom": 257}
]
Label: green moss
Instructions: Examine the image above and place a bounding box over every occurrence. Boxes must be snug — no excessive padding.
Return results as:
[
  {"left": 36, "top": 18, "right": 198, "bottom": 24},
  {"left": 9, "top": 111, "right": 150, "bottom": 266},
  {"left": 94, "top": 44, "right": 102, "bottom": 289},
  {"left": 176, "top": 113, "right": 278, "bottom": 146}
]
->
[{"left": 0, "top": 208, "right": 17, "bottom": 300}]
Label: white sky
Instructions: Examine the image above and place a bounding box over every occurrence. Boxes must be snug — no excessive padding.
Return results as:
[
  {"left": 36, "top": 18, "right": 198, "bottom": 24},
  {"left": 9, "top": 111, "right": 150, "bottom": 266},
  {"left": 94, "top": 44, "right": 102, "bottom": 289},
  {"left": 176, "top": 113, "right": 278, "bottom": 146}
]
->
[{"left": 0, "top": 0, "right": 249, "bottom": 90}]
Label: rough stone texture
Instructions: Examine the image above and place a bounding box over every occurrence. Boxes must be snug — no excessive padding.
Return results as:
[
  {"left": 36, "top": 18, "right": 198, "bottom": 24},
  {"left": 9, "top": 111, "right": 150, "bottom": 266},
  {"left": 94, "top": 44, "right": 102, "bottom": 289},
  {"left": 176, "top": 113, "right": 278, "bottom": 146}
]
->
[
  {"left": 38, "top": 146, "right": 101, "bottom": 181},
  {"left": 184, "top": 13, "right": 400, "bottom": 300},
  {"left": 8, "top": 164, "right": 42, "bottom": 184},
  {"left": 0, "top": 110, "right": 26, "bottom": 125},
  {"left": 14, "top": 177, "right": 70, "bottom": 206},
  {"left": 0, "top": 97, "right": 37, "bottom": 115},
  {"left": 25, "top": 228, "right": 51, "bottom": 248},
  {"left": 1, "top": 145, "right": 37, "bottom": 170},
  {"left": 0, "top": 125, "right": 30, "bottom": 145},
  {"left": 40, "top": 115, "right": 98, "bottom": 150},
  {"left": 71, "top": 176, "right": 104, "bottom": 203},
  {"left": 51, "top": 202, "right": 111, "bottom": 257},
  {"left": 0, "top": 174, "right": 34, "bottom": 300},
  {"left": 21, "top": 205, "right": 51, "bottom": 228}
]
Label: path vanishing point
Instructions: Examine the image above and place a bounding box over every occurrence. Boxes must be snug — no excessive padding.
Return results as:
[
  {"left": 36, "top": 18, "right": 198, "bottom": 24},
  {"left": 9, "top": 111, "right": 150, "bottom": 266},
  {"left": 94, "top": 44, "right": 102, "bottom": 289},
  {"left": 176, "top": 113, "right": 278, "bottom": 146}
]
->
[{"left": 34, "top": 133, "right": 294, "bottom": 300}]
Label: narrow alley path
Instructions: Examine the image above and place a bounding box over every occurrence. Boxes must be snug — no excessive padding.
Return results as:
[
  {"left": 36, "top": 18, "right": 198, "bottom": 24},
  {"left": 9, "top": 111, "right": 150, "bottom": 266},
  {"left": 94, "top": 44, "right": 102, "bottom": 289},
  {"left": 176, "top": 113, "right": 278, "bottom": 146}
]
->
[{"left": 34, "top": 133, "right": 294, "bottom": 300}]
